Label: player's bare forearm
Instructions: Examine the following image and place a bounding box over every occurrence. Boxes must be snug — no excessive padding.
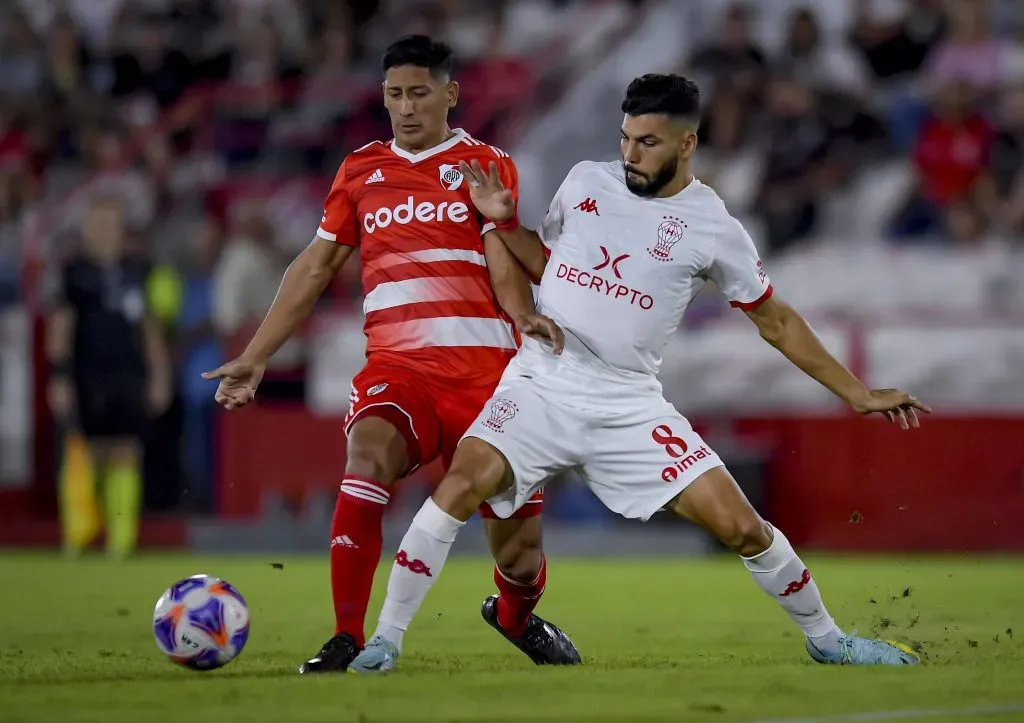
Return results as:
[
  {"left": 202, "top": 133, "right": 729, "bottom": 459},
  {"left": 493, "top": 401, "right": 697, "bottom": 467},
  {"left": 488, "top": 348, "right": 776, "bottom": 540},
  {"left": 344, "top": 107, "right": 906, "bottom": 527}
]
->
[
  {"left": 241, "top": 239, "right": 354, "bottom": 364},
  {"left": 143, "top": 315, "right": 172, "bottom": 383},
  {"left": 484, "top": 232, "right": 536, "bottom": 322},
  {"left": 495, "top": 226, "right": 547, "bottom": 284},
  {"left": 46, "top": 307, "right": 74, "bottom": 366},
  {"left": 745, "top": 296, "right": 869, "bottom": 408}
]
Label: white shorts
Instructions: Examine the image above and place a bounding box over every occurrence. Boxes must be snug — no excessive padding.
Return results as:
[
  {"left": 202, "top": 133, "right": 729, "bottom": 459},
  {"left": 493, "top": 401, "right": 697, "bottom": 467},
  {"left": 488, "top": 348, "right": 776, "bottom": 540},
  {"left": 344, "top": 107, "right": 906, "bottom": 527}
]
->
[{"left": 462, "top": 364, "right": 724, "bottom": 521}]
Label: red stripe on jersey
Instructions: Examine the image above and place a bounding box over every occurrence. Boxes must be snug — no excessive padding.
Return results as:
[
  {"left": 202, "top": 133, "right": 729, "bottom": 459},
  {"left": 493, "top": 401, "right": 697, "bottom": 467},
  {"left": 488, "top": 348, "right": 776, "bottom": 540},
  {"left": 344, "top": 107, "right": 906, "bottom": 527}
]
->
[
  {"left": 363, "top": 261, "right": 492, "bottom": 296},
  {"left": 365, "top": 300, "right": 507, "bottom": 329},
  {"left": 359, "top": 235, "right": 490, "bottom": 258}
]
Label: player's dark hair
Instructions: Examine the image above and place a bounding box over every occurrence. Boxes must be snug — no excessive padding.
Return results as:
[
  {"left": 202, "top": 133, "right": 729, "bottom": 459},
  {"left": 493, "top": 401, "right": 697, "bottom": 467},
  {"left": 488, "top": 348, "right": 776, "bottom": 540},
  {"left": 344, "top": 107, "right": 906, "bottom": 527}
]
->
[
  {"left": 621, "top": 74, "right": 701, "bottom": 127},
  {"left": 381, "top": 35, "right": 455, "bottom": 77}
]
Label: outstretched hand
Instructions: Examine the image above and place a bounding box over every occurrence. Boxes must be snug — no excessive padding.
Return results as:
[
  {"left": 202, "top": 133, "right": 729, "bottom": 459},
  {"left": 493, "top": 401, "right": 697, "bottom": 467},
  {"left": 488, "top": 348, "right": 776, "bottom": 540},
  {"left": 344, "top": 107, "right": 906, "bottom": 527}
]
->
[
  {"left": 458, "top": 159, "right": 515, "bottom": 223},
  {"left": 851, "top": 388, "right": 932, "bottom": 429},
  {"left": 517, "top": 314, "right": 564, "bottom": 355},
  {"left": 202, "top": 357, "right": 266, "bottom": 410}
]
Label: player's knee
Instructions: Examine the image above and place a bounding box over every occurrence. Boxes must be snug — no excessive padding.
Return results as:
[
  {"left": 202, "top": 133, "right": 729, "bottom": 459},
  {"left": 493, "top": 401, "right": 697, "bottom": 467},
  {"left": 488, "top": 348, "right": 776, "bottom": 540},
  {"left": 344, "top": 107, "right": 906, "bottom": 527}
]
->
[
  {"left": 432, "top": 470, "right": 491, "bottom": 520},
  {"left": 433, "top": 438, "right": 510, "bottom": 520},
  {"left": 345, "top": 416, "right": 409, "bottom": 484},
  {"left": 719, "top": 514, "right": 773, "bottom": 557},
  {"left": 99, "top": 439, "right": 140, "bottom": 466}
]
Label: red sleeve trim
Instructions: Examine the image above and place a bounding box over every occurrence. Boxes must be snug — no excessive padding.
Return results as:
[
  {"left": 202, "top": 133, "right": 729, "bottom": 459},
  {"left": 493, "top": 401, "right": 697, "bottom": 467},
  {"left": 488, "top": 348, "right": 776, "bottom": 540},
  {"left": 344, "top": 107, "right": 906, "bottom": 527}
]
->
[
  {"left": 729, "top": 284, "right": 773, "bottom": 311},
  {"left": 542, "top": 245, "right": 551, "bottom": 259}
]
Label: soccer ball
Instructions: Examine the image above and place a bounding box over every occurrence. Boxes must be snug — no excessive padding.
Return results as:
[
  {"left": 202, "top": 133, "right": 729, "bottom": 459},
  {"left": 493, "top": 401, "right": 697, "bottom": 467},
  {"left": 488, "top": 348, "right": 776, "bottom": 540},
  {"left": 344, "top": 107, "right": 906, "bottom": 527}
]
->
[{"left": 152, "top": 574, "right": 250, "bottom": 670}]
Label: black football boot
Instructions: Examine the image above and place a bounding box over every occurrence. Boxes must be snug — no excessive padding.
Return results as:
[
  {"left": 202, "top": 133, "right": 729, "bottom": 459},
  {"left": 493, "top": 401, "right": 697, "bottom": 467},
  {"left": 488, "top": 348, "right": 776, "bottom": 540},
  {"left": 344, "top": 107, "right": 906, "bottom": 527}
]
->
[
  {"left": 298, "top": 633, "right": 360, "bottom": 674},
  {"left": 481, "top": 595, "right": 582, "bottom": 665}
]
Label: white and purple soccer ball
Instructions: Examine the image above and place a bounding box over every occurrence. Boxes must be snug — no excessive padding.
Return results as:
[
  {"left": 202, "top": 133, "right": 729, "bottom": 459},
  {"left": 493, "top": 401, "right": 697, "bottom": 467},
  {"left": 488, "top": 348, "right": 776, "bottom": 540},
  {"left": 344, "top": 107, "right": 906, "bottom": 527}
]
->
[{"left": 153, "top": 574, "right": 250, "bottom": 670}]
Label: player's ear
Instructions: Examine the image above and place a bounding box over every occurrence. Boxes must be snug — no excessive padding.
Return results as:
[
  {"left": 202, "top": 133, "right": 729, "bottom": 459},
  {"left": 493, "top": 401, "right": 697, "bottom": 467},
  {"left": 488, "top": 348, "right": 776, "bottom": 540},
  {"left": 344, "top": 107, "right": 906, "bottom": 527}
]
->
[
  {"left": 447, "top": 80, "right": 459, "bottom": 109},
  {"left": 681, "top": 129, "right": 698, "bottom": 160}
]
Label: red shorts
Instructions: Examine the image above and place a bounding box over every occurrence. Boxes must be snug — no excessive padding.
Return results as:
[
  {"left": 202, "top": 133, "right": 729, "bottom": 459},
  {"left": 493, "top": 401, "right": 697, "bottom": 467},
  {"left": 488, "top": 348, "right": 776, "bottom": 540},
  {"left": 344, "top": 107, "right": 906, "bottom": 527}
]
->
[{"left": 344, "top": 362, "right": 542, "bottom": 519}]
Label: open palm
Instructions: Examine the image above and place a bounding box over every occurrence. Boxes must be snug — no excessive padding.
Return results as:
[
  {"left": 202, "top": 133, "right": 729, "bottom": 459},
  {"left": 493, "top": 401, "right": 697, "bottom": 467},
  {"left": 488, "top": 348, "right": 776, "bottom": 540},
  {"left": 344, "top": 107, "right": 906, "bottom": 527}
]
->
[
  {"left": 458, "top": 160, "right": 515, "bottom": 222},
  {"left": 852, "top": 388, "right": 931, "bottom": 430}
]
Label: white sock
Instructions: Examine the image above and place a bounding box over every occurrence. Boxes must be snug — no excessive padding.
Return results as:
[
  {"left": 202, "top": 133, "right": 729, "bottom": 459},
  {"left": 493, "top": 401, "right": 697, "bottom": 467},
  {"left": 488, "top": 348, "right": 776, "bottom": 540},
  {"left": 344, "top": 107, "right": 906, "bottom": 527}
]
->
[
  {"left": 373, "top": 498, "right": 465, "bottom": 652},
  {"left": 742, "top": 524, "right": 842, "bottom": 651}
]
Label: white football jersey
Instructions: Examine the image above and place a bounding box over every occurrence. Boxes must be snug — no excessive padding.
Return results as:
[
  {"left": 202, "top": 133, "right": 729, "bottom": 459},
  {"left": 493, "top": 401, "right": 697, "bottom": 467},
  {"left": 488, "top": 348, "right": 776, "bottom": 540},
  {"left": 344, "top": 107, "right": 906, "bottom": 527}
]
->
[{"left": 520, "top": 160, "right": 772, "bottom": 383}]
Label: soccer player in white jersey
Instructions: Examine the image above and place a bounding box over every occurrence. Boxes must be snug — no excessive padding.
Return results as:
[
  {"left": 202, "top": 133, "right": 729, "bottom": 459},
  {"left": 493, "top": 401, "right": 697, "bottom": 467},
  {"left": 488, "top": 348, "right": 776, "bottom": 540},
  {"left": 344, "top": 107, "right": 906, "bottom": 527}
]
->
[{"left": 349, "top": 74, "right": 931, "bottom": 673}]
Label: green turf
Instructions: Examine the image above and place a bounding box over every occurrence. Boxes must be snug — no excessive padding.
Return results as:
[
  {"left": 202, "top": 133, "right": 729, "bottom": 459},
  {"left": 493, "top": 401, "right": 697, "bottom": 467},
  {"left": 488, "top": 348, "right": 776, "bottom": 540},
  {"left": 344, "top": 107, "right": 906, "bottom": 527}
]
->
[{"left": 1, "top": 553, "right": 1022, "bottom": 723}]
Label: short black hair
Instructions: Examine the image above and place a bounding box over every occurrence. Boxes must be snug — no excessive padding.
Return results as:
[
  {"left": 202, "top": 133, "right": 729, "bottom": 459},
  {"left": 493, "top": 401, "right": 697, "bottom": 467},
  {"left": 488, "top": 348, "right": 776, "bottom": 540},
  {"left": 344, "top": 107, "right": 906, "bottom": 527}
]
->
[
  {"left": 621, "top": 74, "right": 701, "bottom": 125},
  {"left": 381, "top": 35, "right": 455, "bottom": 77}
]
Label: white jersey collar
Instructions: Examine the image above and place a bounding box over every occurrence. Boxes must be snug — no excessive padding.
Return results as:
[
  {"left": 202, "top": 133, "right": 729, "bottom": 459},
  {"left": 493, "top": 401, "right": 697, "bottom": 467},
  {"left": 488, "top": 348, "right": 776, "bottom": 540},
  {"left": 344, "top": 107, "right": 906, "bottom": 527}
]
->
[{"left": 388, "top": 128, "right": 467, "bottom": 164}]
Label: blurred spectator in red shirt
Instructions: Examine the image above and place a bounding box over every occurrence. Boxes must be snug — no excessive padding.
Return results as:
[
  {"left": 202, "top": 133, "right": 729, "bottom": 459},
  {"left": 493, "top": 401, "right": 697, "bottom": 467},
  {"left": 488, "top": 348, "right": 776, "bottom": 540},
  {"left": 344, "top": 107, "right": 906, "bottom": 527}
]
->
[{"left": 890, "top": 82, "right": 994, "bottom": 242}]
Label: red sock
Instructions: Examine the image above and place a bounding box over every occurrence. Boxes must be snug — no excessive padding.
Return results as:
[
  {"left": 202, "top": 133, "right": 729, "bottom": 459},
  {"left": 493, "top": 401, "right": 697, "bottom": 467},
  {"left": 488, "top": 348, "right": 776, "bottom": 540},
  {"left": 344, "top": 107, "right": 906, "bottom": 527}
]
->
[
  {"left": 494, "top": 555, "right": 547, "bottom": 638},
  {"left": 330, "top": 477, "right": 390, "bottom": 647}
]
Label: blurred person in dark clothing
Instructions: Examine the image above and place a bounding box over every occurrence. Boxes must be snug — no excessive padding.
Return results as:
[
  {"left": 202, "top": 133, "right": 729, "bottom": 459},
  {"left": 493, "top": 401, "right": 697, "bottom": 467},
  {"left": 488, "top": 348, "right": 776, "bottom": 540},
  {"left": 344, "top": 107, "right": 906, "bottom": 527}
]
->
[
  {"left": 850, "top": 0, "right": 946, "bottom": 81},
  {"left": 982, "top": 86, "right": 1024, "bottom": 236},
  {"left": 45, "top": 13, "right": 92, "bottom": 101},
  {"left": 110, "top": 14, "right": 194, "bottom": 109},
  {"left": 755, "top": 76, "right": 847, "bottom": 253},
  {"left": 889, "top": 82, "right": 994, "bottom": 241},
  {"left": 0, "top": 10, "right": 45, "bottom": 96},
  {"left": 775, "top": 7, "right": 869, "bottom": 101},
  {"left": 688, "top": 3, "right": 766, "bottom": 105},
  {"left": 850, "top": 0, "right": 948, "bottom": 150},
  {"left": 688, "top": 3, "right": 766, "bottom": 175},
  {"left": 167, "top": 0, "right": 226, "bottom": 62},
  {"left": 47, "top": 197, "right": 172, "bottom": 557}
]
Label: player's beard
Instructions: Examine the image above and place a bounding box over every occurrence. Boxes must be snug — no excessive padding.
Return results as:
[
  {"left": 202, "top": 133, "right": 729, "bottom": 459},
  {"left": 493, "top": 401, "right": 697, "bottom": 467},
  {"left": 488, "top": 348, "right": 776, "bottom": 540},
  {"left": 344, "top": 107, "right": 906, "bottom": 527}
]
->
[{"left": 623, "top": 158, "right": 678, "bottom": 198}]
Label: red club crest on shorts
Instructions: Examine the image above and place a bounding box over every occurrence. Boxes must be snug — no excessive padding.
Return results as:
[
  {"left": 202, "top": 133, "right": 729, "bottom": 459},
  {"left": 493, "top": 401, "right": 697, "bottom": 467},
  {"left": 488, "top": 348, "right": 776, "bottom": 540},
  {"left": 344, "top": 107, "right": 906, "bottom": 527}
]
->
[{"left": 483, "top": 398, "right": 518, "bottom": 432}]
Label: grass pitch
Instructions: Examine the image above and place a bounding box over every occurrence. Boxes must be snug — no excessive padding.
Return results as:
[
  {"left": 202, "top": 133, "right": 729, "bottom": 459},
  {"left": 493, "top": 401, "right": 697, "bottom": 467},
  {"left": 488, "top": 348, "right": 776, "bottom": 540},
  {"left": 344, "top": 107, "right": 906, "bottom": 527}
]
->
[{"left": 1, "top": 553, "right": 1022, "bottom": 723}]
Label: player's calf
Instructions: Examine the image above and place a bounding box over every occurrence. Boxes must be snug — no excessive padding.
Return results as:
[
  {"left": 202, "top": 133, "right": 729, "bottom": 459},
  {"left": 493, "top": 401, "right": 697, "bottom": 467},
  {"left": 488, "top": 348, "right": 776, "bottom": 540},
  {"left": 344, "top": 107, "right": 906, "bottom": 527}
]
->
[
  {"left": 666, "top": 467, "right": 917, "bottom": 666},
  {"left": 485, "top": 515, "right": 546, "bottom": 636},
  {"left": 302, "top": 416, "right": 408, "bottom": 673},
  {"left": 486, "top": 515, "right": 544, "bottom": 585},
  {"left": 350, "top": 439, "right": 510, "bottom": 672}
]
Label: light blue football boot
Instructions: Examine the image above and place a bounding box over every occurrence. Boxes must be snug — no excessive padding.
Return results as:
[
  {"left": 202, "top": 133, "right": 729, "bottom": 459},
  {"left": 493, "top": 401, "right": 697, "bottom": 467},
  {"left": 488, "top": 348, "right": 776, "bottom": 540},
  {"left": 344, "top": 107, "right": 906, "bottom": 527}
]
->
[
  {"left": 347, "top": 635, "right": 400, "bottom": 675},
  {"left": 807, "top": 633, "right": 920, "bottom": 666}
]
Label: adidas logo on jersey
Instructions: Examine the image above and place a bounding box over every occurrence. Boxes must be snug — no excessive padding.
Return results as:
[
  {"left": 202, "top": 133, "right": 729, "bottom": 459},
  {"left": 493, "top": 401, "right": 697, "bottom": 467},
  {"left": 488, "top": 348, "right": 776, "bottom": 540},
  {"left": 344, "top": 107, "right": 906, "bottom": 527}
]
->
[
  {"left": 331, "top": 535, "right": 358, "bottom": 548},
  {"left": 365, "top": 169, "right": 385, "bottom": 185}
]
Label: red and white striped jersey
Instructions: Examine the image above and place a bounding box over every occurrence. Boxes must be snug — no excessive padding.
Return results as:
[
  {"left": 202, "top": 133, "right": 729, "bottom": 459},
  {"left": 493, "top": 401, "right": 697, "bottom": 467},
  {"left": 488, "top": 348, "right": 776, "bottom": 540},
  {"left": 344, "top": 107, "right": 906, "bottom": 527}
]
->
[{"left": 317, "top": 129, "right": 519, "bottom": 381}]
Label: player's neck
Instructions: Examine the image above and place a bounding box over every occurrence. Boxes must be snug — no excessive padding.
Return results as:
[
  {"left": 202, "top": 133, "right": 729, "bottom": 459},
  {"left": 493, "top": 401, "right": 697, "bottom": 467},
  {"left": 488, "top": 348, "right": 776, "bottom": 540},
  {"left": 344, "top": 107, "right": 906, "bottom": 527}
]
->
[
  {"left": 654, "top": 169, "right": 695, "bottom": 199},
  {"left": 393, "top": 126, "right": 456, "bottom": 155}
]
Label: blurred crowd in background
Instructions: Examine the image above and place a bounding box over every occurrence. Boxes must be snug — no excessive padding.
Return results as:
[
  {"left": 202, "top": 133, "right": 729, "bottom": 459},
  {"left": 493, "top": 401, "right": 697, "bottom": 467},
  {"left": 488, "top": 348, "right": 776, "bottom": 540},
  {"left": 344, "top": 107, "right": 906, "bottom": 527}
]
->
[{"left": 2, "top": 0, "right": 1023, "bottom": 514}]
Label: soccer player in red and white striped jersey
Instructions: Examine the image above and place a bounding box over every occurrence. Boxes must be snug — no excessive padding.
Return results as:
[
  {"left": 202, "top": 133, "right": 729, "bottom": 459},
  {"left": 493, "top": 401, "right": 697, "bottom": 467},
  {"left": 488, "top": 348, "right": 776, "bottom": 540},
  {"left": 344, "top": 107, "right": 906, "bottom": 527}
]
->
[{"left": 203, "top": 35, "right": 581, "bottom": 672}]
